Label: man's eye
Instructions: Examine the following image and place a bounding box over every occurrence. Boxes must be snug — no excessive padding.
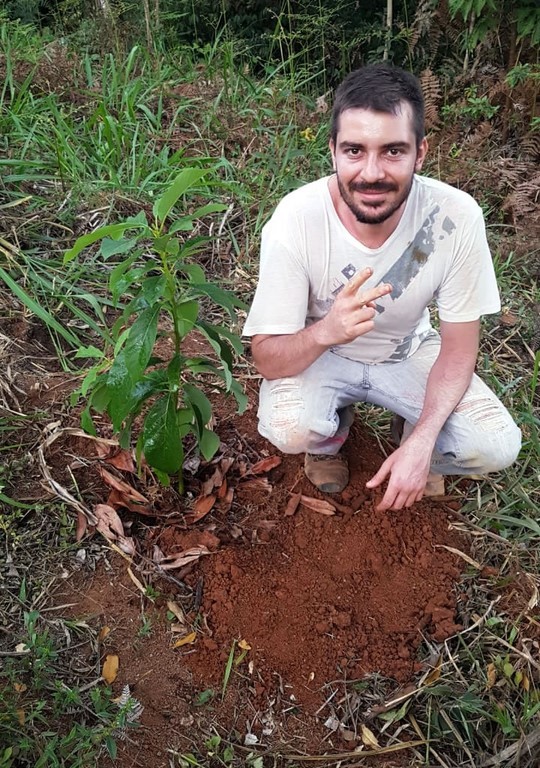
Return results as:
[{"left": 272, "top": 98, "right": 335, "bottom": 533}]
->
[
  {"left": 387, "top": 148, "right": 402, "bottom": 157},
  {"left": 347, "top": 147, "right": 360, "bottom": 156}
]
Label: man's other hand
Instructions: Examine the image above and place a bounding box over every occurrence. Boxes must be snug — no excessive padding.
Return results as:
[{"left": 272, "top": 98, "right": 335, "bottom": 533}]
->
[{"left": 365, "top": 439, "right": 432, "bottom": 511}]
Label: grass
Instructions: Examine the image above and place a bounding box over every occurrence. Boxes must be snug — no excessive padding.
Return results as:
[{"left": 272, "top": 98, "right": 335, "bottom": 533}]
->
[{"left": 1, "top": 15, "right": 539, "bottom": 768}]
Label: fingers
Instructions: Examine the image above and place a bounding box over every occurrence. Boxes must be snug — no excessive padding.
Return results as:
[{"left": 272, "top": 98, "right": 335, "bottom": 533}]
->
[
  {"left": 342, "top": 268, "right": 393, "bottom": 305},
  {"left": 342, "top": 267, "right": 373, "bottom": 296},
  {"left": 366, "top": 460, "right": 390, "bottom": 489}
]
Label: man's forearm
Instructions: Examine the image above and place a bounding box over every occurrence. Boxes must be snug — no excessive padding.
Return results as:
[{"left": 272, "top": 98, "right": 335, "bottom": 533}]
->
[
  {"left": 251, "top": 325, "right": 331, "bottom": 380},
  {"left": 410, "top": 349, "right": 477, "bottom": 446}
]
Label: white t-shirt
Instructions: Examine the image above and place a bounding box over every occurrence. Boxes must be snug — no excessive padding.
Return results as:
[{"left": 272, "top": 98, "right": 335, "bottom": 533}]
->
[{"left": 243, "top": 175, "right": 501, "bottom": 364}]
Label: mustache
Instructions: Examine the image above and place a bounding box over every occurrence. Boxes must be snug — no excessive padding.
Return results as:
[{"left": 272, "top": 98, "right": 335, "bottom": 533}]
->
[{"left": 350, "top": 182, "right": 397, "bottom": 193}]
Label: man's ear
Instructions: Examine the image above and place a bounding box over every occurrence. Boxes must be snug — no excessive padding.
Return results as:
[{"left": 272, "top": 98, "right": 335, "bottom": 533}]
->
[
  {"left": 329, "top": 139, "right": 336, "bottom": 171},
  {"left": 415, "top": 137, "right": 429, "bottom": 172}
]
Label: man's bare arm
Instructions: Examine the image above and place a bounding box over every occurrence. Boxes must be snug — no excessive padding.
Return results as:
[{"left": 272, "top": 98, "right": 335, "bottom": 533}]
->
[
  {"left": 251, "top": 267, "right": 392, "bottom": 380},
  {"left": 366, "top": 319, "right": 480, "bottom": 510}
]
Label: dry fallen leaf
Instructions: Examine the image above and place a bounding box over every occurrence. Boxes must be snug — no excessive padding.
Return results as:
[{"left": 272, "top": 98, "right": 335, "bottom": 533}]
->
[
  {"left": 185, "top": 495, "right": 216, "bottom": 525},
  {"left": 157, "top": 545, "right": 211, "bottom": 571},
  {"left": 424, "top": 655, "right": 442, "bottom": 685},
  {"left": 220, "top": 487, "right": 235, "bottom": 514},
  {"left": 237, "top": 478, "right": 273, "bottom": 493},
  {"left": 202, "top": 467, "right": 223, "bottom": 496},
  {"left": 102, "top": 654, "right": 119, "bottom": 684},
  {"left": 105, "top": 449, "right": 136, "bottom": 473},
  {"left": 300, "top": 495, "right": 336, "bottom": 515},
  {"left": 486, "top": 662, "right": 497, "bottom": 689},
  {"left": 98, "top": 626, "right": 111, "bottom": 643},
  {"left": 250, "top": 456, "right": 282, "bottom": 474},
  {"left": 16, "top": 709, "right": 25, "bottom": 726},
  {"left": 500, "top": 309, "right": 519, "bottom": 327},
  {"left": 360, "top": 723, "right": 380, "bottom": 748},
  {"left": 14, "top": 683, "right": 27, "bottom": 693},
  {"left": 284, "top": 492, "right": 302, "bottom": 517},
  {"left": 75, "top": 510, "right": 87, "bottom": 542},
  {"left": 238, "top": 639, "right": 251, "bottom": 651},
  {"left": 173, "top": 631, "right": 196, "bottom": 648},
  {"left": 167, "top": 601, "right": 187, "bottom": 626},
  {"left": 107, "top": 488, "right": 154, "bottom": 516},
  {"left": 94, "top": 504, "right": 136, "bottom": 556},
  {"left": 99, "top": 467, "right": 149, "bottom": 503}
]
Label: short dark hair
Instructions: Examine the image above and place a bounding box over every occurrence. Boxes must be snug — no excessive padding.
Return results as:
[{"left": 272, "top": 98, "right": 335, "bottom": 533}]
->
[{"left": 330, "top": 64, "right": 425, "bottom": 147}]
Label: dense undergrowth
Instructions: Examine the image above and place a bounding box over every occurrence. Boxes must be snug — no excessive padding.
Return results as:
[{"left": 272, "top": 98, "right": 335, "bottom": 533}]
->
[{"left": 0, "top": 12, "right": 539, "bottom": 768}]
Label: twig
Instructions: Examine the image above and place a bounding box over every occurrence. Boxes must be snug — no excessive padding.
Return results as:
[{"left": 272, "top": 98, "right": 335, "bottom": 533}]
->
[{"left": 480, "top": 724, "right": 540, "bottom": 767}]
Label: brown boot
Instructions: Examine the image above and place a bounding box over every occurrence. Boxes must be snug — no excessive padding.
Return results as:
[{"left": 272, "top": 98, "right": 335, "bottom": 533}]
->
[
  {"left": 390, "top": 414, "right": 445, "bottom": 497},
  {"left": 304, "top": 453, "right": 349, "bottom": 494}
]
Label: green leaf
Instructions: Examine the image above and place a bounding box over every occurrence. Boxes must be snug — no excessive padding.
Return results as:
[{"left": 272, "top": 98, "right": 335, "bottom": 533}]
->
[
  {"left": 64, "top": 219, "right": 148, "bottom": 264},
  {"left": 123, "top": 304, "right": 160, "bottom": 381},
  {"left": 199, "top": 322, "right": 243, "bottom": 355},
  {"left": 194, "top": 689, "right": 214, "bottom": 707},
  {"left": 0, "top": 266, "right": 80, "bottom": 347},
  {"left": 169, "top": 217, "right": 194, "bottom": 234},
  {"left": 81, "top": 406, "right": 97, "bottom": 436},
  {"left": 141, "top": 275, "right": 166, "bottom": 305},
  {"left": 153, "top": 168, "right": 209, "bottom": 224},
  {"left": 100, "top": 236, "right": 139, "bottom": 260},
  {"left": 167, "top": 354, "right": 182, "bottom": 387},
  {"left": 184, "top": 383, "right": 212, "bottom": 435},
  {"left": 191, "top": 202, "right": 227, "bottom": 218},
  {"left": 104, "top": 736, "right": 117, "bottom": 760},
  {"left": 176, "top": 261, "right": 207, "bottom": 283},
  {"left": 191, "top": 282, "right": 247, "bottom": 316},
  {"left": 142, "top": 394, "right": 183, "bottom": 474},
  {"left": 229, "top": 378, "right": 248, "bottom": 414},
  {"left": 109, "top": 254, "right": 141, "bottom": 304},
  {"left": 176, "top": 300, "right": 199, "bottom": 337},
  {"left": 106, "top": 350, "right": 135, "bottom": 429},
  {"left": 74, "top": 345, "right": 104, "bottom": 359},
  {"left": 90, "top": 381, "right": 111, "bottom": 412},
  {"left": 80, "top": 365, "right": 101, "bottom": 397},
  {"left": 197, "top": 325, "right": 233, "bottom": 387},
  {"left": 199, "top": 427, "right": 221, "bottom": 461}
]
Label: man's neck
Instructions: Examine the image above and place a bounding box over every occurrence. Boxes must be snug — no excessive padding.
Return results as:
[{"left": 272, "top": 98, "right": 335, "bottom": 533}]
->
[{"left": 328, "top": 176, "right": 407, "bottom": 249}]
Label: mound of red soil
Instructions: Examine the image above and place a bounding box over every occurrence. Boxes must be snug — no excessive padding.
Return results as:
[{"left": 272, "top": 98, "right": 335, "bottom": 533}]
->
[{"left": 162, "top": 419, "right": 464, "bottom": 717}]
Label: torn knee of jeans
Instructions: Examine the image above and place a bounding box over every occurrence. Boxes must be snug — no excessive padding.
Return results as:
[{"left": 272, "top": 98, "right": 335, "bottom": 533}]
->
[
  {"left": 267, "top": 381, "right": 304, "bottom": 432},
  {"left": 453, "top": 396, "right": 510, "bottom": 432}
]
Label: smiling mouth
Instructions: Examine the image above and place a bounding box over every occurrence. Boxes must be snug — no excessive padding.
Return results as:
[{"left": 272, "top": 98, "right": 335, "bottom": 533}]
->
[{"left": 351, "top": 184, "right": 397, "bottom": 195}]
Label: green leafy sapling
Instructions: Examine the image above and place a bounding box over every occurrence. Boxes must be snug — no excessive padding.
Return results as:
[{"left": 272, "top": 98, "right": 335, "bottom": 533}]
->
[{"left": 65, "top": 167, "right": 247, "bottom": 488}]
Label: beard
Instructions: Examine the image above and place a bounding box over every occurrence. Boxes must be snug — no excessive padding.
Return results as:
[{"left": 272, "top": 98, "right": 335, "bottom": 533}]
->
[{"left": 336, "top": 173, "right": 414, "bottom": 225}]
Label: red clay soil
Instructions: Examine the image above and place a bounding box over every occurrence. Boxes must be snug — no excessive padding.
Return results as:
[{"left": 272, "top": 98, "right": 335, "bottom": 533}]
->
[
  {"left": 84, "top": 403, "right": 466, "bottom": 766},
  {"left": 1, "top": 321, "right": 467, "bottom": 765},
  {"left": 179, "top": 424, "right": 463, "bottom": 705}
]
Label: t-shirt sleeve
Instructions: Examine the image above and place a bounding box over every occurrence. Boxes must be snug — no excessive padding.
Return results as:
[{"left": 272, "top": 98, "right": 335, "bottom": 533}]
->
[
  {"left": 436, "top": 208, "right": 501, "bottom": 322},
  {"left": 243, "top": 212, "right": 310, "bottom": 337}
]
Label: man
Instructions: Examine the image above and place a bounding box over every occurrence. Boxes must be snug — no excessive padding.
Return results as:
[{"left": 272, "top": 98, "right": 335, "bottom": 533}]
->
[{"left": 243, "top": 64, "right": 521, "bottom": 511}]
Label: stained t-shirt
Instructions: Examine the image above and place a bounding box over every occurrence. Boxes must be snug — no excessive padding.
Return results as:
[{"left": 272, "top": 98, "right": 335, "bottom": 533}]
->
[{"left": 243, "top": 174, "right": 500, "bottom": 364}]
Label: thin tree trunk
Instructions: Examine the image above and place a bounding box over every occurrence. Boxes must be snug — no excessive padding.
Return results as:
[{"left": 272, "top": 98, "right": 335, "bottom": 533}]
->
[
  {"left": 154, "top": 0, "right": 161, "bottom": 34},
  {"left": 383, "top": 0, "right": 393, "bottom": 61},
  {"left": 142, "top": 0, "right": 154, "bottom": 52}
]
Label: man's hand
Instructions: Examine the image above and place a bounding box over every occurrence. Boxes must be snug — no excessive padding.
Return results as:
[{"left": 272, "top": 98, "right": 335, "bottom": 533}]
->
[
  {"left": 313, "top": 267, "right": 392, "bottom": 347},
  {"left": 366, "top": 437, "right": 433, "bottom": 511}
]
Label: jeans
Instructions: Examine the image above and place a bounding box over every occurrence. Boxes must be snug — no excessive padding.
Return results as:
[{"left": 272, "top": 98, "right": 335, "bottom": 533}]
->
[{"left": 257, "top": 333, "right": 521, "bottom": 476}]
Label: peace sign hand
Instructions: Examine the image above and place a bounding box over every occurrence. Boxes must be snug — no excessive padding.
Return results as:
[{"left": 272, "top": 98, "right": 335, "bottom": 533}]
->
[{"left": 314, "top": 267, "right": 392, "bottom": 347}]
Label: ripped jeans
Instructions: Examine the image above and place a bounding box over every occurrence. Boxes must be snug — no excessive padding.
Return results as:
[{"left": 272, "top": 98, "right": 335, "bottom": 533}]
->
[{"left": 257, "top": 333, "right": 521, "bottom": 475}]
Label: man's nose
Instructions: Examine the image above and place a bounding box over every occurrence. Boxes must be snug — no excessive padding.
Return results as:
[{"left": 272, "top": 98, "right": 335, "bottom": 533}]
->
[{"left": 360, "top": 153, "right": 385, "bottom": 183}]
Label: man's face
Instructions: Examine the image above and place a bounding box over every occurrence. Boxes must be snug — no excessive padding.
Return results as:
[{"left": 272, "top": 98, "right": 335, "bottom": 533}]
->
[{"left": 329, "top": 104, "right": 428, "bottom": 226}]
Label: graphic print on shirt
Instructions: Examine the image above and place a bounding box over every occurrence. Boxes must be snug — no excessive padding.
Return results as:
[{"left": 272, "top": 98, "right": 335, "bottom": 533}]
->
[{"left": 313, "top": 205, "right": 457, "bottom": 361}]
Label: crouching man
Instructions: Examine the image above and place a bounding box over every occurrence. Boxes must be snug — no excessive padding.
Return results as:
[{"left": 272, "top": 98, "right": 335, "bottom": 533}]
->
[{"left": 243, "top": 64, "right": 521, "bottom": 511}]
